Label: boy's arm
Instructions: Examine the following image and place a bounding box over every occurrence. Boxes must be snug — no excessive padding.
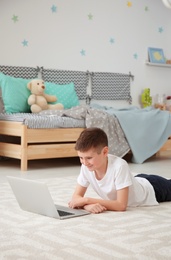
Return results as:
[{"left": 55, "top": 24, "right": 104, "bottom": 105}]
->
[
  {"left": 69, "top": 184, "right": 129, "bottom": 212},
  {"left": 85, "top": 187, "right": 129, "bottom": 212},
  {"left": 68, "top": 184, "right": 88, "bottom": 208},
  {"left": 68, "top": 184, "right": 107, "bottom": 213},
  {"left": 71, "top": 184, "right": 87, "bottom": 199}
]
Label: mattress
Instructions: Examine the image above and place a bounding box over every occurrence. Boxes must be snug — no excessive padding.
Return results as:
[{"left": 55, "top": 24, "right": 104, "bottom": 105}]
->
[{"left": 0, "top": 113, "right": 85, "bottom": 129}]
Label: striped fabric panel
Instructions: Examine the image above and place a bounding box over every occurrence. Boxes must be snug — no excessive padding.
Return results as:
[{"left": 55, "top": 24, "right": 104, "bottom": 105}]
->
[
  {"left": 42, "top": 68, "right": 88, "bottom": 100},
  {"left": 91, "top": 72, "right": 132, "bottom": 103},
  {"left": 0, "top": 113, "right": 85, "bottom": 129},
  {"left": 0, "top": 65, "right": 38, "bottom": 79}
]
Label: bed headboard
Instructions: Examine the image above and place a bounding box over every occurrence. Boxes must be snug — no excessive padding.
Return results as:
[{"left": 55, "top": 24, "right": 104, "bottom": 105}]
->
[{"left": 0, "top": 65, "right": 133, "bottom": 104}]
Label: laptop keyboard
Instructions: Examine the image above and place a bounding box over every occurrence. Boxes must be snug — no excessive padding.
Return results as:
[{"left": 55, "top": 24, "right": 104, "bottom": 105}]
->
[{"left": 57, "top": 210, "right": 75, "bottom": 217}]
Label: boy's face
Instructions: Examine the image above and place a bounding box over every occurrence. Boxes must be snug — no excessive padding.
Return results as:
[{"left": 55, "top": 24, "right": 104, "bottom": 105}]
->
[{"left": 77, "top": 146, "right": 108, "bottom": 172}]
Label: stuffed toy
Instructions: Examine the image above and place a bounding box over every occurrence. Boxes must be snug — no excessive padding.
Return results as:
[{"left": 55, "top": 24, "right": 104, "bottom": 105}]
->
[
  {"left": 141, "top": 88, "right": 152, "bottom": 108},
  {"left": 27, "top": 79, "right": 64, "bottom": 113},
  {"left": 154, "top": 103, "right": 166, "bottom": 110}
]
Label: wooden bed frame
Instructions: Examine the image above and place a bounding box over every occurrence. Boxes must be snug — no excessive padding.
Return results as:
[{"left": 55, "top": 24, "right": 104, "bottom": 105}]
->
[
  {"left": 0, "top": 120, "right": 84, "bottom": 171},
  {"left": 156, "top": 136, "right": 171, "bottom": 156},
  {"left": 0, "top": 120, "right": 170, "bottom": 171}
]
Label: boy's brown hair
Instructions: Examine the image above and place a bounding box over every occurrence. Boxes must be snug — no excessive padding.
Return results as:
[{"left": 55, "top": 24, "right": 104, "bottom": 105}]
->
[{"left": 75, "top": 127, "right": 108, "bottom": 153}]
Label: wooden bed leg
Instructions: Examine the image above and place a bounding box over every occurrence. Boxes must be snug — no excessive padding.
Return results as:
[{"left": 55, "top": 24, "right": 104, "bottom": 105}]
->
[
  {"left": 21, "top": 124, "right": 28, "bottom": 171},
  {"left": 21, "top": 158, "right": 28, "bottom": 171}
]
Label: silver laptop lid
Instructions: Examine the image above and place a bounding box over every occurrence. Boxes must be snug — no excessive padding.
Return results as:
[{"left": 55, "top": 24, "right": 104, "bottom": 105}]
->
[
  {"left": 7, "top": 176, "right": 90, "bottom": 219},
  {"left": 7, "top": 176, "right": 60, "bottom": 218}
]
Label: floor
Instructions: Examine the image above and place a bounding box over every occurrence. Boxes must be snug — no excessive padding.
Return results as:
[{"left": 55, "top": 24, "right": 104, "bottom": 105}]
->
[
  {"left": 0, "top": 152, "right": 171, "bottom": 183},
  {"left": 1, "top": 154, "right": 171, "bottom": 260}
]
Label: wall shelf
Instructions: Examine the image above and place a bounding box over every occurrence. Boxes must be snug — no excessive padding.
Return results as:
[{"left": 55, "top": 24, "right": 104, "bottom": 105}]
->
[{"left": 145, "top": 61, "right": 171, "bottom": 68}]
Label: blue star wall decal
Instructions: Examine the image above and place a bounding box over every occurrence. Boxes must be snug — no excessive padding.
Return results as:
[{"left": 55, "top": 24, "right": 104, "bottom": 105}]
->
[
  {"left": 22, "top": 39, "right": 28, "bottom": 46},
  {"left": 88, "top": 13, "right": 93, "bottom": 20},
  {"left": 110, "top": 38, "right": 115, "bottom": 44},
  {"left": 12, "top": 15, "right": 19, "bottom": 22},
  {"left": 80, "top": 49, "right": 86, "bottom": 56},
  {"left": 133, "top": 53, "right": 138, "bottom": 59},
  {"left": 51, "top": 5, "right": 57, "bottom": 13},
  {"left": 158, "top": 27, "right": 164, "bottom": 33}
]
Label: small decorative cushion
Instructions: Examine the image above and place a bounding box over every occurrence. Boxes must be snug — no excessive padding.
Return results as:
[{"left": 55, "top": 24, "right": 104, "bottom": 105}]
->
[
  {"left": 45, "top": 82, "right": 79, "bottom": 109},
  {"left": 0, "top": 72, "right": 79, "bottom": 113},
  {"left": 0, "top": 72, "right": 31, "bottom": 113}
]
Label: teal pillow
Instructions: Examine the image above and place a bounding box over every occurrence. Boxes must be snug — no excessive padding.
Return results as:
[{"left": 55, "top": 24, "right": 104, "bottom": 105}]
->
[
  {"left": 0, "top": 72, "right": 31, "bottom": 113},
  {"left": 45, "top": 82, "right": 79, "bottom": 109},
  {"left": 0, "top": 72, "right": 79, "bottom": 113}
]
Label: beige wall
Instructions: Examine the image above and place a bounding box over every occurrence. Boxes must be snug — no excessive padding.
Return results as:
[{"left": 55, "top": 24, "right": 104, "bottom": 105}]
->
[{"left": 0, "top": 0, "right": 171, "bottom": 107}]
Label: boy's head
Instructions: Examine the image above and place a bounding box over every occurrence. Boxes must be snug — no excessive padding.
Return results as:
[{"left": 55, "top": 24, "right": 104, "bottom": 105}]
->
[{"left": 75, "top": 127, "right": 108, "bottom": 154}]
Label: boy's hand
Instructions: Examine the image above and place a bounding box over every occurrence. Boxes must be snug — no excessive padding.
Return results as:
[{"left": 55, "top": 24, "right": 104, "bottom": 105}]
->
[
  {"left": 69, "top": 197, "right": 107, "bottom": 214},
  {"left": 84, "top": 203, "right": 107, "bottom": 214},
  {"left": 68, "top": 197, "right": 87, "bottom": 208}
]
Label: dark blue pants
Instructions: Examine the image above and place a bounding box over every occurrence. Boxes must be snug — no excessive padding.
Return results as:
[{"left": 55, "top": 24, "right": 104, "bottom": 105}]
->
[{"left": 135, "top": 174, "right": 171, "bottom": 203}]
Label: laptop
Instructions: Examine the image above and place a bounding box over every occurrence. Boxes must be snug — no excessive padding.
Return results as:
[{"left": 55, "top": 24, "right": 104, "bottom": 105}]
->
[{"left": 7, "top": 176, "right": 90, "bottom": 220}]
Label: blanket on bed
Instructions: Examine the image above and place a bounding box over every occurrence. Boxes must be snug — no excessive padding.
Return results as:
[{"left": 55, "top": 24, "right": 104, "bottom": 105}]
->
[
  {"left": 41, "top": 104, "right": 171, "bottom": 163},
  {"left": 91, "top": 104, "right": 171, "bottom": 163},
  {"left": 40, "top": 106, "right": 130, "bottom": 158}
]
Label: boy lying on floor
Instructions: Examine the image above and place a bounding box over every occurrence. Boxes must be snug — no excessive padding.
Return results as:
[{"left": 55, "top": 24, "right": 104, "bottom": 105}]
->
[{"left": 68, "top": 127, "right": 171, "bottom": 214}]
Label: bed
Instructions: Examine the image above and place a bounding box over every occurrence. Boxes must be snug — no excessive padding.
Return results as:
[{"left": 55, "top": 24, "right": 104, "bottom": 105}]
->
[
  {"left": 0, "top": 65, "right": 89, "bottom": 171},
  {"left": 0, "top": 65, "right": 171, "bottom": 171}
]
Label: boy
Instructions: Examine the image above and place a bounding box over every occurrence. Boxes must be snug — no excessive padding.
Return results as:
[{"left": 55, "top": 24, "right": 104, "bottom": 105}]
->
[{"left": 68, "top": 127, "right": 171, "bottom": 214}]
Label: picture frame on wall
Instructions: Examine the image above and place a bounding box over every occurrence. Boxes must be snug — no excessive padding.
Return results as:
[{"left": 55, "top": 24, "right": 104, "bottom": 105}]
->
[{"left": 148, "top": 47, "right": 166, "bottom": 64}]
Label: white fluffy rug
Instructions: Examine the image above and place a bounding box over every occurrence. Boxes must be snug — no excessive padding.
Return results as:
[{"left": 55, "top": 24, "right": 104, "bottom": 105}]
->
[{"left": 1, "top": 176, "right": 171, "bottom": 260}]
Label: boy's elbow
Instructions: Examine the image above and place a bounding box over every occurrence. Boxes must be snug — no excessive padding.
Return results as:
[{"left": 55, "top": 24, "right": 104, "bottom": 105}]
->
[
  {"left": 117, "top": 202, "right": 127, "bottom": 212},
  {"left": 119, "top": 206, "right": 127, "bottom": 211}
]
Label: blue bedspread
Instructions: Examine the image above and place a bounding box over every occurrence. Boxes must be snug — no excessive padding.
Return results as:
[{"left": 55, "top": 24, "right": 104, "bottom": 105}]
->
[{"left": 91, "top": 104, "right": 171, "bottom": 163}]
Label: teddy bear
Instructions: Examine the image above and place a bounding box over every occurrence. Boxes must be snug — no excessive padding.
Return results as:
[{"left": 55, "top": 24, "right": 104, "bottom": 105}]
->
[{"left": 27, "top": 79, "right": 64, "bottom": 113}]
